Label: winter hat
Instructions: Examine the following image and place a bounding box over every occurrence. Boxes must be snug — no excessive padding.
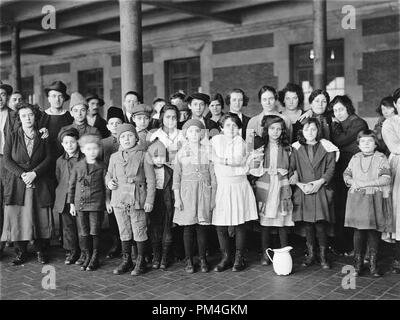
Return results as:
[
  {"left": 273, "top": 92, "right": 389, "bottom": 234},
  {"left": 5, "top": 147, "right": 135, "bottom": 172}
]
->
[
  {"left": 116, "top": 123, "right": 138, "bottom": 141},
  {"left": 69, "top": 92, "right": 88, "bottom": 111},
  {"left": 107, "top": 106, "right": 124, "bottom": 122}
]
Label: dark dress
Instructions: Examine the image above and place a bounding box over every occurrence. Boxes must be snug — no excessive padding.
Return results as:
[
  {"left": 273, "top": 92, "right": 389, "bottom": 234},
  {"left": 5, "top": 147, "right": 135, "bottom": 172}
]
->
[{"left": 330, "top": 114, "right": 369, "bottom": 252}]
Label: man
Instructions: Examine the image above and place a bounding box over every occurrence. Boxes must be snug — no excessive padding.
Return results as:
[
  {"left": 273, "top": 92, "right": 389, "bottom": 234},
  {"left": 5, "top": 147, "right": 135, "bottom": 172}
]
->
[
  {"left": 8, "top": 91, "right": 23, "bottom": 110},
  {"left": 0, "top": 83, "right": 17, "bottom": 259},
  {"left": 123, "top": 91, "right": 142, "bottom": 124},
  {"left": 182, "top": 92, "right": 220, "bottom": 139},
  {"left": 86, "top": 94, "right": 109, "bottom": 138}
]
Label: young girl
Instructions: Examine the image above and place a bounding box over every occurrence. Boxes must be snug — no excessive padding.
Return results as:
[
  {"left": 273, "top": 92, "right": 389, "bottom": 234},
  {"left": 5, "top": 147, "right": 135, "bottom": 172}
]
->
[
  {"left": 249, "top": 115, "right": 294, "bottom": 266},
  {"left": 289, "top": 118, "right": 339, "bottom": 269},
  {"left": 173, "top": 119, "right": 216, "bottom": 273},
  {"left": 211, "top": 113, "right": 258, "bottom": 272},
  {"left": 344, "top": 130, "right": 393, "bottom": 277}
]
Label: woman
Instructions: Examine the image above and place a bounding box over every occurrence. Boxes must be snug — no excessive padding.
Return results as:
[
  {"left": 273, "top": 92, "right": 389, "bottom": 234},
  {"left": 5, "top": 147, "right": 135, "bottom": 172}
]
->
[
  {"left": 374, "top": 96, "right": 397, "bottom": 157},
  {"left": 205, "top": 93, "right": 225, "bottom": 124},
  {"left": 279, "top": 83, "right": 304, "bottom": 142},
  {"left": 382, "top": 88, "right": 400, "bottom": 273},
  {"left": 211, "top": 113, "right": 259, "bottom": 272},
  {"left": 330, "top": 95, "right": 368, "bottom": 255},
  {"left": 247, "top": 85, "right": 292, "bottom": 147},
  {"left": 1, "top": 102, "right": 53, "bottom": 265},
  {"left": 225, "top": 88, "right": 251, "bottom": 140}
]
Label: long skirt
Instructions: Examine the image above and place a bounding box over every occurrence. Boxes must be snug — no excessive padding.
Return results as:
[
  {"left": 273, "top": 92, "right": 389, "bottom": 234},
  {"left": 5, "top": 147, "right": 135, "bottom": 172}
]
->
[{"left": 1, "top": 188, "right": 53, "bottom": 242}]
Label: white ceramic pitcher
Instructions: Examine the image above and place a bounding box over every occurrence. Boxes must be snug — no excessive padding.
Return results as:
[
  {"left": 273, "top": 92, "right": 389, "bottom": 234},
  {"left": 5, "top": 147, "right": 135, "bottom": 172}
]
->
[{"left": 266, "top": 246, "right": 293, "bottom": 276}]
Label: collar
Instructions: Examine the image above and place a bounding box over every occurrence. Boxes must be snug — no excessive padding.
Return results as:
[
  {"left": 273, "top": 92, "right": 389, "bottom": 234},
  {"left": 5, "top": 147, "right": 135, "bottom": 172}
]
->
[
  {"left": 64, "top": 151, "right": 82, "bottom": 160},
  {"left": 158, "top": 127, "right": 179, "bottom": 140},
  {"left": 361, "top": 152, "right": 374, "bottom": 158},
  {"left": 45, "top": 108, "right": 67, "bottom": 116}
]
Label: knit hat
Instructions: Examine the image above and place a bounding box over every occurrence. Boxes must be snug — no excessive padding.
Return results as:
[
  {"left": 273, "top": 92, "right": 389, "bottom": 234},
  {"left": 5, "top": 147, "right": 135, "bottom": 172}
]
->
[
  {"left": 69, "top": 92, "right": 88, "bottom": 110},
  {"left": 132, "top": 103, "right": 153, "bottom": 117},
  {"left": 107, "top": 106, "right": 124, "bottom": 122},
  {"left": 186, "top": 92, "right": 210, "bottom": 105},
  {"left": 147, "top": 138, "right": 167, "bottom": 158},
  {"left": 182, "top": 119, "right": 205, "bottom": 136},
  {"left": 58, "top": 127, "right": 80, "bottom": 143},
  {"left": 116, "top": 123, "right": 138, "bottom": 141}
]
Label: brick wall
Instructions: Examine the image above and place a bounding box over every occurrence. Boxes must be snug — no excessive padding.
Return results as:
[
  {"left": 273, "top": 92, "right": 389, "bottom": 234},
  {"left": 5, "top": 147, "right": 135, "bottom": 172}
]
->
[
  {"left": 357, "top": 49, "right": 400, "bottom": 117},
  {"left": 210, "top": 63, "right": 278, "bottom": 117}
]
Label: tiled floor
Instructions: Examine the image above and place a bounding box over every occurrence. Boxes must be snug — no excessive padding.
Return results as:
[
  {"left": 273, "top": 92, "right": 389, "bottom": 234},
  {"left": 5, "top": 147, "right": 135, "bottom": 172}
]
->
[{"left": 1, "top": 239, "right": 400, "bottom": 300}]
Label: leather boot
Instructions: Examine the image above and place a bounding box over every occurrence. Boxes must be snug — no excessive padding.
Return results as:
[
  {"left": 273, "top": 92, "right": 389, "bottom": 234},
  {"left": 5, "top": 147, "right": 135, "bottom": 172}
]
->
[
  {"left": 106, "top": 235, "right": 121, "bottom": 259},
  {"left": 113, "top": 241, "right": 133, "bottom": 275},
  {"left": 36, "top": 251, "right": 47, "bottom": 264},
  {"left": 81, "top": 250, "right": 91, "bottom": 271},
  {"left": 392, "top": 259, "right": 400, "bottom": 274},
  {"left": 214, "top": 233, "right": 232, "bottom": 272},
  {"left": 260, "top": 249, "right": 271, "bottom": 266},
  {"left": 353, "top": 254, "right": 363, "bottom": 276},
  {"left": 131, "top": 243, "right": 138, "bottom": 267},
  {"left": 86, "top": 250, "right": 99, "bottom": 271},
  {"left": 369, "top": 252, "right": 381, "bottom": 277},
  {"left": 319, "top": 246, "right": 330, "bottom": 270},
  {"left": 199, "top": 256, "right": 209, "bottom": 273},
  {"left": 184, "top": 257, "right": 194, "bottom": 273},
  {"left": 131, "top": 241, "right": 146, "bottom": 276},
  {"left": 302, "top": 243, "right": 316, "bottom": 267},
  {"left": 65, "top": 250, "right": 79, "bottom": 265},
  {"left": 160, "top": 243, "right": 171, "bottom": 270},
  {"left": 152, "top": 244, "right": 162, "bottom": 269},
  {"left": 232, "top": 250, "right": 246, "bottom": 272},
  {"left": 12, "top": 243, "right": 26, "bottom": 266},
  {"left": 75, "top": 236, "right": 88, "bottom": 265}
]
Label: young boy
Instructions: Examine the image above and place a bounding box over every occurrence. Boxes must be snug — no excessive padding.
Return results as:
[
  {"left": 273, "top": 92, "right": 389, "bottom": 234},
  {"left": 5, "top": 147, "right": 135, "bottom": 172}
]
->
[
  {"left": 147, "top": 139, "right": 174, "bottom": 270},
  {"left": 101, "top": 106, "right": 124, "bottom": 259},
  {"left": 106, "top": 124, "right": 156, "bottom": 276},
  {"left": 55, "top": 127, "right": 84, "bottom": 265},
  {"left": 131, "top": 103, "right": 153, "bottom": 150},
  {"left": 170, "top": 91, "right": 190, "bottom": 129},
  {"left": 68, "top": 134, "right": 108, "bottom": 271},
  {"left": 61, "top": 92, "right": 101, "bottom": 137}
]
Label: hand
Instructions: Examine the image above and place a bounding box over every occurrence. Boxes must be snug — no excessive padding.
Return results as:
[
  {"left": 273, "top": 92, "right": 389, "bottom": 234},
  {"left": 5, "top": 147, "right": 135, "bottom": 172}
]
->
[
  {"left": 70, "top": 204, "right": 76, "bottom": 216},
  {"left": 106, "top": 202, "right": 113, "bottom": 214},
  {"left": 144, "top": 203, "right": 153, "bottom": 213},
  {"left": 174, "top": 197, "right": 183, "bottom": 211},
  {"left": 331, "top": 117, "right": 339, "bottom": 123},
  {"left": 107, "top": 179, "right": 118, "bottom": 190},
  {"left": 306, "top": 179, "right": 325, "bottom": 194},
  {"left": 39, "top": 128, "right": 49, "bottom": 139},
  {"left": 21, "top": 171, "right": 37, "bottom": 185},
  {"left": 289, "top": 171, "right": 298, "bottom": 185},
  {"left": 298, "top": 109, "right": 313, "bottom": 122}
]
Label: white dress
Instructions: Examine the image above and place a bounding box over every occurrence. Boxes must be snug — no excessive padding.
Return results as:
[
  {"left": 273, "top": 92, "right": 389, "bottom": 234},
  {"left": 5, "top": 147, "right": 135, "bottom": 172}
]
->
[
  {"left": 382, "top": 115, "right": 400, "bottom": 241},
  {"left": 211, "top": 134, "right": 258, "bottom": 226}
]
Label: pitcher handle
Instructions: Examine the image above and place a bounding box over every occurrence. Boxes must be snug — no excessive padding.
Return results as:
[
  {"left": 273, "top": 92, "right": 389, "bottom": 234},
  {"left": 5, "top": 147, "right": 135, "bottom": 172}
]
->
[{"left": 266, "top": 248, "right": 274, "bottom": 263}]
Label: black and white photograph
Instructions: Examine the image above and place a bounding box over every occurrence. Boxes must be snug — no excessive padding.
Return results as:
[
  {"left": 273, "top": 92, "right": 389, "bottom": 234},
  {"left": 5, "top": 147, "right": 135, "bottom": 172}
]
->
[{"left": 0, "top": 0, "right": 400, "bottom": 305}]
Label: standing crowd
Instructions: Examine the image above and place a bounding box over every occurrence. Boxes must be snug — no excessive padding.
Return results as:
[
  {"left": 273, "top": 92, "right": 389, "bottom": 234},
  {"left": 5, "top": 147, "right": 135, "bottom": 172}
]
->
[{"left": 0, "top": 79, "right": 400, "bottom": 279}]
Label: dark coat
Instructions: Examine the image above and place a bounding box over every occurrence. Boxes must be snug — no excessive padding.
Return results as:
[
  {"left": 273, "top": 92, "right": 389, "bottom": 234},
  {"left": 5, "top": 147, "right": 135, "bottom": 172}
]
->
[
  {"left": 2, "top": 107, "right": 18, "bottom": 141},
  {"left": 67, "top": 159, "right": 107, "bottom": 211},
  {"left": 92, "top": 115, "right": 110, "bottom": 139},
  {"left": 289, "top": 141, "right": 336, "bottom": 223},
  {"left": 2, "top": 127, "right": 53, "bottom": 207},
  {"left": 54, "top": 151, "right": 84, "bottom": 214}
]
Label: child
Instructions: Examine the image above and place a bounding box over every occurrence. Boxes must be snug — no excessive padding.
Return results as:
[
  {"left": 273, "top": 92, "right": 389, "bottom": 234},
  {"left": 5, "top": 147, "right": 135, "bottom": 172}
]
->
[
  {"left": 374, "top": 96, "right": 397, "bottom": 157},
  {"left": 289, "top": 118, "right": 339, "bottom": 270},
  {"left": 147, "top": 139, "right": 174, "bottom": 270},
  {"left": 343, "top": 130, "right": 393, "bottom": 277},
  {"left": 211, "top": 114, "right": 259, "bottom": 272},
  {"left": 106, "top": 124, "right": 156, "bottom": 276},
  {"left": 131, "top": 103, "right": 153, "bottom": 150},
  {"left": 101, "top": 106, "right": 124, "bottom": 259},
  {"left": 149, "top": 98, "right": 166, "bottom": 130},
  {"left": 248, "top": 115, "right": 294, "bottom": 266},
  {"left": 61, "top": 92, "right": 101, "bottom": 138},
  {"left": 68, "top": 134, "right": 107, "bottom": 271},
  {"left": 55, "top": 127, "right": 84, "bottom": 265},
  {"left": 173, "top": 119, "right": 216, "bottom": 273}
]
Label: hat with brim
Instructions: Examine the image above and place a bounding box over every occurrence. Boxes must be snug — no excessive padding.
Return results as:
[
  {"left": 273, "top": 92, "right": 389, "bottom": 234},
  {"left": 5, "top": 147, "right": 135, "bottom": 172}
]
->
[
  {"left": 44, "top": 80, "right": 70, "bottom": 101},
  {"left": 107, "top": 106, "right": 124, "bottom": 122},
  {"left": 86, "top": 94, "right": 105, "bottom": 107},
  {"left": 132, "top": 103, "right": 153, "bottom": 117},
  {"left": 0, "top": 83, "right": 13, "bottom": 96},
  {"left": 186, "top": 92, "right": 210, "bottom": 105},
  {"left": 69, "top": 92, "right": 88, "bottom": 110},
  {"left": 58, "top": 127, "right": 80, "bottom": 143}
]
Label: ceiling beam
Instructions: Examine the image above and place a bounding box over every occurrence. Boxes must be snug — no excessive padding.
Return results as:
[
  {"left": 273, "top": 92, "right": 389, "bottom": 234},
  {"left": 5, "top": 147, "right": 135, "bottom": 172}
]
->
[{"left": 142, "top": 0, "right": 242, "bottom": 24}]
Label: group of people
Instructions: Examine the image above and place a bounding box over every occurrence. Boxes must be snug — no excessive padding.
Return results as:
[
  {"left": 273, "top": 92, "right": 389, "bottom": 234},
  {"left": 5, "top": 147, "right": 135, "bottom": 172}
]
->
[{"left": 0, "top": 78, "right": 399, "bottom": 279}]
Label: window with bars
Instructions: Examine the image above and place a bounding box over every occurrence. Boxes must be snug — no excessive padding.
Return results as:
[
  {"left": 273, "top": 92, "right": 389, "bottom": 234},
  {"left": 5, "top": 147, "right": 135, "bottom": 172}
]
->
[
  {"left": 165, "top": 57, "right": 201, "bottom": 97},
  {"left": 290, "top": 39, "right": 344, "bottom": 109}
]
